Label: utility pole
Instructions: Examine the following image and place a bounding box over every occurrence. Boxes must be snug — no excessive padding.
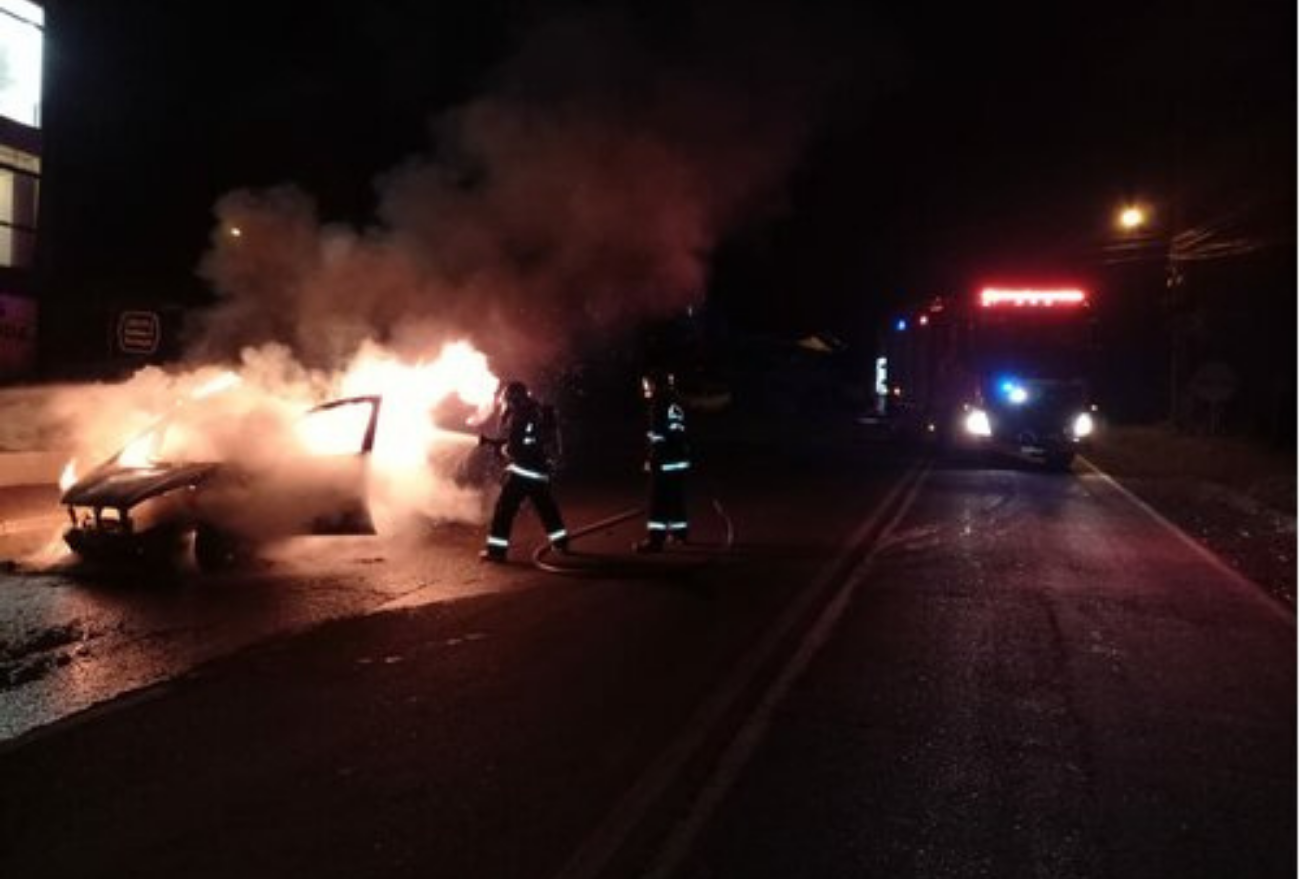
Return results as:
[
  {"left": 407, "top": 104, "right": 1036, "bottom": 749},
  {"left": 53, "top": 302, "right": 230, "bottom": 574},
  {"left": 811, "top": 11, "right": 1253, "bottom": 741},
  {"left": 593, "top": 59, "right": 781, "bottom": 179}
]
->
[{"left": 1164, "top": 230, "right": 1186, "bottom": 429}]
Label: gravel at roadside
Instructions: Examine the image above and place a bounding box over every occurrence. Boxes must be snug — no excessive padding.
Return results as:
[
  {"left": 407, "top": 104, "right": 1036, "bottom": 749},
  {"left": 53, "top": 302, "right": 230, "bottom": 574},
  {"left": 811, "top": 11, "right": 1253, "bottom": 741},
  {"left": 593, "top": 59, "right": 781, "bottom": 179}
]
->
[{"left": 1085, "top": 425, "right": 1296, "bottom": 610}]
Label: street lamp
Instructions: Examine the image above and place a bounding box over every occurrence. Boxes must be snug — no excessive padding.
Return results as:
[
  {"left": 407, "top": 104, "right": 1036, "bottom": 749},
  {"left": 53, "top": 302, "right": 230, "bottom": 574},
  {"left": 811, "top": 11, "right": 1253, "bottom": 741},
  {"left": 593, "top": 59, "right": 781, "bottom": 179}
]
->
[
  {"left": 1108, "top": 200, "right": 1191, "bottom": 428},
  {"left": 1116, "top": 204, "right": 1149, "bottom": 232}
]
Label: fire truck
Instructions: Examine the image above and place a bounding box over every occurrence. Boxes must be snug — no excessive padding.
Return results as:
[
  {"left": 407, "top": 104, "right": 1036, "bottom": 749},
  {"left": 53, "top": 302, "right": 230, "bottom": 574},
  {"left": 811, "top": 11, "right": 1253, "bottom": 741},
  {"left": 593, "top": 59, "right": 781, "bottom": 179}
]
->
[{"left": 879, "top": 287, "right": 1099, "bottom": 470}]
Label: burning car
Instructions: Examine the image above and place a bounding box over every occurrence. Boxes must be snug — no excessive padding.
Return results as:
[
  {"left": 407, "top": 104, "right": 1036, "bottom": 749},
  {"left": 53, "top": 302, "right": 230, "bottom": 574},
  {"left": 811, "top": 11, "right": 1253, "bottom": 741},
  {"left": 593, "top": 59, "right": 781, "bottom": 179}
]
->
[{"left": 60, "top": 395, "right": 383, "bottom": 572}]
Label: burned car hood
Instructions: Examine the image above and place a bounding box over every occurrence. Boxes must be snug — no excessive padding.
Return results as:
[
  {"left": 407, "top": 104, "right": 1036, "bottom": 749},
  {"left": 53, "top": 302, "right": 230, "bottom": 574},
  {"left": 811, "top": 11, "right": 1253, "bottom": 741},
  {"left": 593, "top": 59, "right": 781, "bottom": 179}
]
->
[{"left": 61, "top": 462, "right": 222, "bottom": 509}]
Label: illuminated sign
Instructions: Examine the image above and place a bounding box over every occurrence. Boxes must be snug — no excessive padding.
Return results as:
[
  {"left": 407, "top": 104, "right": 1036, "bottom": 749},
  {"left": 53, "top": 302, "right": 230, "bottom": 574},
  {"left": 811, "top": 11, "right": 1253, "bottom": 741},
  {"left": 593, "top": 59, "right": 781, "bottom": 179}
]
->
[
  {"left": 0, "top": 0, "right": 43, "bottom": 129},
  {"left": 117, "top": 310, "right": 161, "bottom": 355},
  {"left": 979, "top": 288, "right": 1088, "bottom": 307}
]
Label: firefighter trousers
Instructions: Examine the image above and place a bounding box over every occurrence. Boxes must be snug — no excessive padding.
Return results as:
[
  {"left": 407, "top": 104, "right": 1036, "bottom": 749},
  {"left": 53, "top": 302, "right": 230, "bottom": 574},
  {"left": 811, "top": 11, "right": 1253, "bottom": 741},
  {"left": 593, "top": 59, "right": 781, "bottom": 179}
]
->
[
  {"left": 486, "top": 471, "right": 567, "bottom": 555},
  {"left": 645, "top": 468, "right": 688, "bottom": 540}
]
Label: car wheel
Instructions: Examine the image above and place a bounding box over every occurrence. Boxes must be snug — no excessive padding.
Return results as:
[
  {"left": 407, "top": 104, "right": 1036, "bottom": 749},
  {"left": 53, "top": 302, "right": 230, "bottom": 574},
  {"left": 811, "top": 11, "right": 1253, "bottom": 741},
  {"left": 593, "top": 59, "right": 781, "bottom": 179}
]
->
[{"left": 193, "top": 524, "right": 251, "bottom": 572}]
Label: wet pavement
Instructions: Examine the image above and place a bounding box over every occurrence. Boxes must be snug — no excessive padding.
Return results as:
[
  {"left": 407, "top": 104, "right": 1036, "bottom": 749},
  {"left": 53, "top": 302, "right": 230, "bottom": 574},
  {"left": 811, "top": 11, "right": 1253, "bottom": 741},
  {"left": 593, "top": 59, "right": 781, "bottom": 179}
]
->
[
  {"left": 0, "top": 422, "right": 1292, "bottom": 879},
  {"left": 0, "top": 426, "right": 902, "bottom": 879}
]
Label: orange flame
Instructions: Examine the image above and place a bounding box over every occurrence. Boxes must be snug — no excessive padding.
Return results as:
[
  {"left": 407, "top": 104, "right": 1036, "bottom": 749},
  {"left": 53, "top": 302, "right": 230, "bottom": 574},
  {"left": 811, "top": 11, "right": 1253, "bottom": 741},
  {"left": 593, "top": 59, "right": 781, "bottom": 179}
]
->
[
  {"left": 117, "top": 429, "right": 161, "bottom": 468},
  {"left": 335, "top": 340, "right": 500, "bottom": 529},
  {"left": 192, "top": 370, "right": 243, "bottom": 400},
  {"left": 59, "top": 459, "right": 78, "bottom": 491},
  {"left": 339, "top": 339, "right": 499, "bottom": 458}
]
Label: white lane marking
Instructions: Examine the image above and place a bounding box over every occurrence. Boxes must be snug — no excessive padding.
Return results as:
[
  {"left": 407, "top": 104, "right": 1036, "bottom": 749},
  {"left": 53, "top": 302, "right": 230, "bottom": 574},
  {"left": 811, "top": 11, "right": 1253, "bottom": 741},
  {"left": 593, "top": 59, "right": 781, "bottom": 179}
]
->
[
  {"left": 643, "top": 466, "right": 928, "bottom": 879},
  {"left": 549, "top": 462, "right": 928, "bottom": 879},
  {"left": 1079, "top": 456, "right": 1294, "bottom": 625}
]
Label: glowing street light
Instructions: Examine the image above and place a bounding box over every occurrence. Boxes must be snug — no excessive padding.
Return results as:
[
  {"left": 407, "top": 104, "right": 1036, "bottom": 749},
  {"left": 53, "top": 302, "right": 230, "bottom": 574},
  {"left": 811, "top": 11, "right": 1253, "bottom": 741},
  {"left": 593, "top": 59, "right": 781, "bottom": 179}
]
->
[
  {"left": 1117, "top": 204, "right": 1148, "bottom": 231},
  {"left": 1108, "top": 199, "right": 1190, "bottom": 426}
]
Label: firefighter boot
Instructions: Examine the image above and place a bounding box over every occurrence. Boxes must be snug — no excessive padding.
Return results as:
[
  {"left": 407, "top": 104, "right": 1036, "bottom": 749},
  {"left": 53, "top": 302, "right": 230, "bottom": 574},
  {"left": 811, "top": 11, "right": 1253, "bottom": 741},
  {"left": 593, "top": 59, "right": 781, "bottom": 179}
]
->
[{"left": 634, "top": 534, "right": 665, "bottom": 554}]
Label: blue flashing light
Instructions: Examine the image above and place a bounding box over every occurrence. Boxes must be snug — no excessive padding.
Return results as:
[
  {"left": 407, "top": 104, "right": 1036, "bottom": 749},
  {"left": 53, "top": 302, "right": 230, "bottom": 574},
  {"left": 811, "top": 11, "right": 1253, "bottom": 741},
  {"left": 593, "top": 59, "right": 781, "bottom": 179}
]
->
[
  {"left": 895, "top": 318, "right": 908, "bottom": 332},
  {"left": 998, "top": 378, "right": 1030, "bottom": 405}
]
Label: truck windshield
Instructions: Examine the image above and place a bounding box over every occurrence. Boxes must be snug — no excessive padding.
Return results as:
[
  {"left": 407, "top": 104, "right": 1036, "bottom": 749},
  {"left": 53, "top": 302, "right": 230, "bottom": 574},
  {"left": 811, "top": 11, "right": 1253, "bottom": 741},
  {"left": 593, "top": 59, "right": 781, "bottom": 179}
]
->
[{"left": 972, "top": 312, "right": 1093, "bottom": 379}]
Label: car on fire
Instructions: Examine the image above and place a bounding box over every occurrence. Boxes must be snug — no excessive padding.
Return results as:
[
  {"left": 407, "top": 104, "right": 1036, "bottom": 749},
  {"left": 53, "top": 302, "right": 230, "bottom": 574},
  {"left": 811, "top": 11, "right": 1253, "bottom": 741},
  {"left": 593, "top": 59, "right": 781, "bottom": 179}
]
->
[{"left": 60, "top": 395, "right": 383, "bottom": 572}]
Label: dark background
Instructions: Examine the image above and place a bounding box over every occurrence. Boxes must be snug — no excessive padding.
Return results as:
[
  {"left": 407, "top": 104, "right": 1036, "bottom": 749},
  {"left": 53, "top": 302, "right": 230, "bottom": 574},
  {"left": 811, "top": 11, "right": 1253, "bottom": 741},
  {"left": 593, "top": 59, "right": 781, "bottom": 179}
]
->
[{"left": 33, "top": 0, "right": 1298, "bottom": 436}]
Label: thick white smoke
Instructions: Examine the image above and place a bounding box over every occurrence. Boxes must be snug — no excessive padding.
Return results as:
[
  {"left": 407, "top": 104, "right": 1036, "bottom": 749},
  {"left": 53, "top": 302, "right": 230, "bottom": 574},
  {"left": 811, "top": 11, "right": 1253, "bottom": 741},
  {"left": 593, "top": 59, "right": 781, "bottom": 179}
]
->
[{"left": 48, "top": 340, "right": 499, "bottom": 542}]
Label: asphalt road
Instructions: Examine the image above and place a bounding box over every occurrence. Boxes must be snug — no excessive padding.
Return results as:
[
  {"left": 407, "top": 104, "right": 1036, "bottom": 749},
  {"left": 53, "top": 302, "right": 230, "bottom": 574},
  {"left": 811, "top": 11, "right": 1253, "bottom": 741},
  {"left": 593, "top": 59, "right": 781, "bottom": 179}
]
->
[
  {"left": 663, "top": 459, "right": 1296, "bottom": 879},
  {"left": 0, "top": 427, "right": 1293, "bottom": 879}
]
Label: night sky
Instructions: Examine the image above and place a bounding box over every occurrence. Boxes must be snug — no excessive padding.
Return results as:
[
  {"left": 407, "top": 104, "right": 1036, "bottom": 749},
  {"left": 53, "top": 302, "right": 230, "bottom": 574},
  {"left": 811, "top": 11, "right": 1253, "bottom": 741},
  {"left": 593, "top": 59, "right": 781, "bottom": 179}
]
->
[{"left": 37, "top": 0, "right": 1297, "bottom": 351}]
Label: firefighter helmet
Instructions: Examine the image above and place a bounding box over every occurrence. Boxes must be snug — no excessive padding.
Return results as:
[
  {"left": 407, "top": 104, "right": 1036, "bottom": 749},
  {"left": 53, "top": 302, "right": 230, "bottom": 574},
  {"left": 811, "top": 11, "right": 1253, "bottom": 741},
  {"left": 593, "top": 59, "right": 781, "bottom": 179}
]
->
[
  {"left": 641, "top": 369, "right": 675, "bottom": 398},
  {"left": 501, "top": 380, "right": 529, "bottom": 407}
]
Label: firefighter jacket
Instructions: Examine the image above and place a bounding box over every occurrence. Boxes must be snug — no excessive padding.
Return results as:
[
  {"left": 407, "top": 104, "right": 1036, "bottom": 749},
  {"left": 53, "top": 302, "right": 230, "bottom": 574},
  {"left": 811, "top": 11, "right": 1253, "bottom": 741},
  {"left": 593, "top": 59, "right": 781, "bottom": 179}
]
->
[
  {"left": 646, "top": 394, "right": 690, "bottom": 473},
  {"left": 495, "top": 398, "right": 557, "bottom": 480}
]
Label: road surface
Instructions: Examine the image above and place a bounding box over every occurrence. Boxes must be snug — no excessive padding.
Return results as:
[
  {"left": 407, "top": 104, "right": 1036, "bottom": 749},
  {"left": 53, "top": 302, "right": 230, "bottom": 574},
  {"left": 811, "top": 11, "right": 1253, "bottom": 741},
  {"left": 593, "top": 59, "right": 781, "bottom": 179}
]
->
[{"left": 0, "top": 426, "right": 1292, "bottom": 879}]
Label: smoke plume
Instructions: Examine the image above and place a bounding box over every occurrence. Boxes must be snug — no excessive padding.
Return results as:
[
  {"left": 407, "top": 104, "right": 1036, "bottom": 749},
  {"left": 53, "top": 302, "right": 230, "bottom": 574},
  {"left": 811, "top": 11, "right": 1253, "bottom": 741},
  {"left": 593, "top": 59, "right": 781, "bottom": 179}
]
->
[{"left": 191, "top": 3, "right": 841, "bottom": 375}]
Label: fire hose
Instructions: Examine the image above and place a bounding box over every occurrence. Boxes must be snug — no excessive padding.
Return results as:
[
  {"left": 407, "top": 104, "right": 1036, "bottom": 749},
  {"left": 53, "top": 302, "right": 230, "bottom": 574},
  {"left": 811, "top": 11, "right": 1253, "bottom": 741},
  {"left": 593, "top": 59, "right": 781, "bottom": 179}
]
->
[{"left": 530, "top": 494, "right": 735, "bottom": 577}]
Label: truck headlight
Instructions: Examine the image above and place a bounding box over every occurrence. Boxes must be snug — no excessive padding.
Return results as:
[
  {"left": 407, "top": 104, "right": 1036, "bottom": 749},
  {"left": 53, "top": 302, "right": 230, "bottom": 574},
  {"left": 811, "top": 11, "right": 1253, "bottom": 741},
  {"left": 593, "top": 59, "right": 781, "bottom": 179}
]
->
[
  {"left": 964, "top": 408, "right": 993, "bottom": 437},
  {"left": 1072, "top": 412, "right": 1095, "bottom": 438}
]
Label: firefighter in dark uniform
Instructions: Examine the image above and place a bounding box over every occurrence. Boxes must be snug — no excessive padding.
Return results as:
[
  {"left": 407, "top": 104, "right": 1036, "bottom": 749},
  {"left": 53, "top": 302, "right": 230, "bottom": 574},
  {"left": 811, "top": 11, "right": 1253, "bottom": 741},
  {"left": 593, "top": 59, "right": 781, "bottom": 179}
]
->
[
  {"left": 479, "top": 380, "right": 569, "bottom": 562},
  {"left": 635, "top": 369, "right": 691, "bottom": 553}
]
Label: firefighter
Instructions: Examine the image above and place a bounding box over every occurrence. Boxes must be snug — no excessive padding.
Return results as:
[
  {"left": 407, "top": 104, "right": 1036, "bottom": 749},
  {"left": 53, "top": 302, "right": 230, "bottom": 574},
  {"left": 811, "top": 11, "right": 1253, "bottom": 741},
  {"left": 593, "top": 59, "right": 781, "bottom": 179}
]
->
[
  {"left": 479, "top": 380, "right": 569, "bottom": 563},
  {"left": 635, "top": 368, "right": 691, "bottom": 553}
]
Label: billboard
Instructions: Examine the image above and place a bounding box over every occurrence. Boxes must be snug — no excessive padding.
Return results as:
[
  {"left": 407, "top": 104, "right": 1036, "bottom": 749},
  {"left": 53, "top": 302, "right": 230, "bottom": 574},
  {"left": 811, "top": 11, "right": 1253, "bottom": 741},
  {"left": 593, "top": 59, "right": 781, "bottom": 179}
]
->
[
  {"left": 0, "top": 290, "right": 36, "bottom": 376},
  {"left": 0, "top": 0, "right": 42, "bottom": 129}
]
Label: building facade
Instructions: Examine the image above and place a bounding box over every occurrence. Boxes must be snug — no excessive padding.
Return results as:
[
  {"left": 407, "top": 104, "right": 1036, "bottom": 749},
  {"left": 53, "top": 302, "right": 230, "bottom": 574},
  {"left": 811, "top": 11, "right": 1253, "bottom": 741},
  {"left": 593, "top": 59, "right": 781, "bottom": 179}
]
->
[{"left": 0, "top": 0, "right": 41, "bottom": 380}]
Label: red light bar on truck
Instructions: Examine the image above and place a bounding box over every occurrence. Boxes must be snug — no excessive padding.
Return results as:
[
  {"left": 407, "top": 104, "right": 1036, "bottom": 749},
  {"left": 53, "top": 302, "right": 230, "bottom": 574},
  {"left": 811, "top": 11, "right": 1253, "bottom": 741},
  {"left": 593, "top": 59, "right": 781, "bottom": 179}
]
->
[{"left": 980, "top": 288, "right": 1087, "bottom": 307}]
